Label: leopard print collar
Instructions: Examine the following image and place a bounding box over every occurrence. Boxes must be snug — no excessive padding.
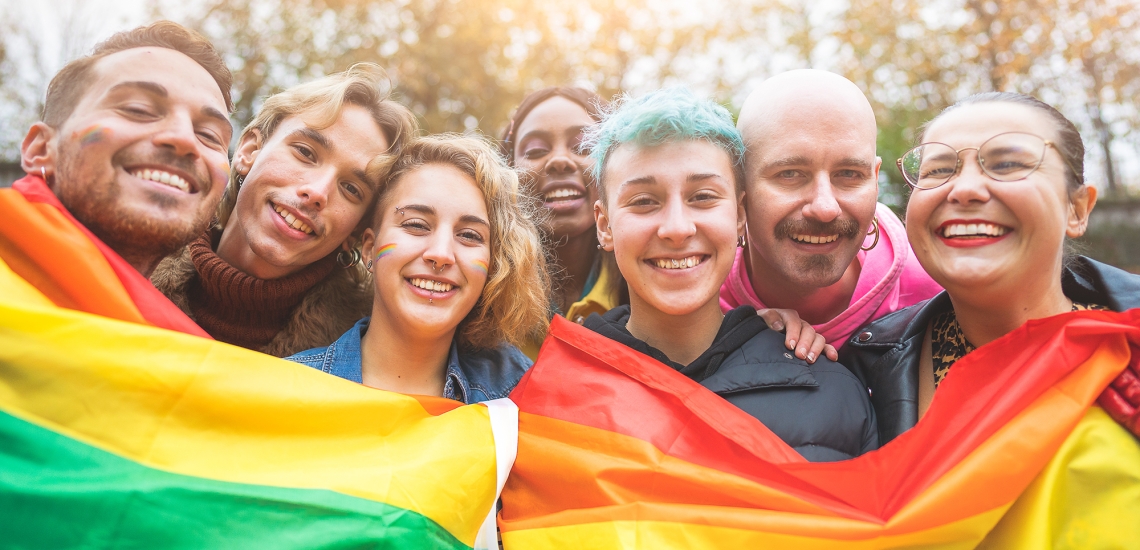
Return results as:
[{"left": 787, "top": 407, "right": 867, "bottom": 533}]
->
[{"left": 930, "top": 301, "right": 1109, "bottom": 390}]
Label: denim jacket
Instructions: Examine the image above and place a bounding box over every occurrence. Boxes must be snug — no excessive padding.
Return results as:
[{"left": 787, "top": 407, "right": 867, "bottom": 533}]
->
[{"left": 286, "top": 317, "right": 532, "bottom": 404}]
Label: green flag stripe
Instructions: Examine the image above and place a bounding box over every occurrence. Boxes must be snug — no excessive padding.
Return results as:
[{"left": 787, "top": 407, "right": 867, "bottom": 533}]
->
[{"left": 0, "top": 410, "right": 470, "bottom": 549}]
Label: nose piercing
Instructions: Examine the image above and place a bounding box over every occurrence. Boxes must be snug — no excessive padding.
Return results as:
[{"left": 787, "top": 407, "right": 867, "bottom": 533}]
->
[{"left": 430, "top": 260, "right": 443, "bottom": 272}]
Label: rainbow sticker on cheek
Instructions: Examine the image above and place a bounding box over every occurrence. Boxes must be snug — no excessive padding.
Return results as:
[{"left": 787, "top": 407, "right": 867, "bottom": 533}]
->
[
  {"left": 472, "top": 259, "right": 489, "bottom": 275},
  {"left": 375, "top": 243, "right": 397, "bottom": 260},
  {"left": 78, "top": 125, "right": 111, "bottom": 146}
]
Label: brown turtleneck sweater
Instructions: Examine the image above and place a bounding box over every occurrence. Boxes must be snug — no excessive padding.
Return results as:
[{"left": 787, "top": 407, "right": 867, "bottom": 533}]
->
[{"left": 186, "top": 231, "right": 337, "bottom": 350}]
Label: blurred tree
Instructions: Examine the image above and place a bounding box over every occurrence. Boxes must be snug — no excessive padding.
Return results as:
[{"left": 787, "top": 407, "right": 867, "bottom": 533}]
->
[
  {"left": 1053, "top": 0, "right": 1140, "bottom": 197},
  {"left": 158, "top": 0, "right": 738, "bottom": 136},
  {"left": 827, "top": 0, "right": 1140, "bottom": 205}
]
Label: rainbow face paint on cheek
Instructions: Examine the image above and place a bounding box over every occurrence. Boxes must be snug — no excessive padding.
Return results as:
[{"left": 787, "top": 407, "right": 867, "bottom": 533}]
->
[
  {"left": 77, "top": 125, "right": 111, "bottom": 146},
  {"left": 472, "top": 259, "right": 489, "bottom": 276},
  {"left": 375, "top": 243, "right": 397, "bottom": 260},
  {"left": 210, "top": 160, "right": 231, "bottom": 188}
]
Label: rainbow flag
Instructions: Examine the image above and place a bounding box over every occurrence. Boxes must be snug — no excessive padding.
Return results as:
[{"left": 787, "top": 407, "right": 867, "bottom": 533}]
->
[
  {"left": 0, "top": 254, "right": 512, "bottom": 548},
  {"left": 0, "top": 176, "right": 208, "bottom": 335},
  {"left": 502, "top": 315, "right": 1140, "bottom": 548}
]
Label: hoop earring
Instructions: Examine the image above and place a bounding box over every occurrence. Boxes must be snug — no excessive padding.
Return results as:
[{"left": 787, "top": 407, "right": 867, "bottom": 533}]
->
[
  {"left": 40, "top": 166, "right": 47, "bottom": 182},
  {"left": 365, "top": 259, "right": 374, "bottom": 272},
  {"left": 737, "top": 235, "right": 746, "bottom": 248},
  {"left": 860, "top": 217, "right": 880, "bottom": 251},
  {"left": 336, "top": 248, "right": 362, "bottom": 269}
]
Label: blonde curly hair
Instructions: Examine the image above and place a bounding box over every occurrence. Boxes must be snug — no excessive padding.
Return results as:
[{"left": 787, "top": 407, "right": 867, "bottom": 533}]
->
[{"left": 371, "top": 134, "right": 551, "bottom": 350}]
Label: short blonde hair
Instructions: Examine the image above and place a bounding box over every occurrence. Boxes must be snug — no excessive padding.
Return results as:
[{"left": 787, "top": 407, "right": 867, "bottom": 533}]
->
[
  {"left": 373, "top": 134, "right": 551, "bottom": 350},
  {"left": 217, "top": 63, "right": 418, "bottom": 228}
]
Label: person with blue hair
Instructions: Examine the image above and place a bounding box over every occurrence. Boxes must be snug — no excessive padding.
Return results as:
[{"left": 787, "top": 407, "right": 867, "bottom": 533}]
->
[{"left": 577, "top": 88, "right": 879, "bottom": 461}]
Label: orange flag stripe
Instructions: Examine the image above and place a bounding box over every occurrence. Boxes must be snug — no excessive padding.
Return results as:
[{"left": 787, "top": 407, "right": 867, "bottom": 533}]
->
[
  {"left": 0, "top": 188, "right": 145, "bottom": 323},
  {"left": 502, "top": 342, "right": 1123, "bottom": 536}
]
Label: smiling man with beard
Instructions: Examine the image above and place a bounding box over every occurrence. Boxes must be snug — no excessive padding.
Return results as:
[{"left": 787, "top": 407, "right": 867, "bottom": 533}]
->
[
  {"left": 720, "top": 70, "right": 942, "bottom": 353},
  {"left": 2, "top": 21, "right": 232, "bottom": 335}
]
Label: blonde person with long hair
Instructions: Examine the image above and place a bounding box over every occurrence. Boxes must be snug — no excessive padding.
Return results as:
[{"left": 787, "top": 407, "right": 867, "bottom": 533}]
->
[{"left": 288, "top": 135, "right": 550, "bottom": 403}]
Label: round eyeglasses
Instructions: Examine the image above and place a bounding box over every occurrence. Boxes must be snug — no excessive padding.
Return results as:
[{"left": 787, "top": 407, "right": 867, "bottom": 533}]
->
[{"left": 896, "top": 131, "right": 1079, "bottom": 190}]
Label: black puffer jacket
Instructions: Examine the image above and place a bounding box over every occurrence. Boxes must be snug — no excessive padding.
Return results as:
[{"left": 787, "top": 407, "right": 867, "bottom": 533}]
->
[
  {"left": 584, "top": 305, "right": 879, "bottom": 462},
  {"left": 841, "top": 256, "right": 1140, "bottom": 445}
]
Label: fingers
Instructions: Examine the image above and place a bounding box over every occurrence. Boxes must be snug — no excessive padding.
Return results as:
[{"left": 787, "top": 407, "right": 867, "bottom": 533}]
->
[
  {"left": 796, "top": 323, "right": 826, "bottom": 363},
  {"left": 1111, "top": 364, "right": 1140, "bottom": 408},
  {"left": 754, "top": 308, "right": 787, "bottom": 332},
  {"left": 755, "top": 308, "right": 835, "bottom": 363},
  {"left": 756, "top": 308, "right": 803, "bottom": 355},
  {"left": 1098, "top": 386, "right": 1140, "bottom": 437}
]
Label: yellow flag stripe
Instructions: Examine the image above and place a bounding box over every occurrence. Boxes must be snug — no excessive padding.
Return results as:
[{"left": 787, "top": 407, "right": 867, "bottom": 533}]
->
[{"left": 0, "top": 285, "right": 495, "bottom": 544}]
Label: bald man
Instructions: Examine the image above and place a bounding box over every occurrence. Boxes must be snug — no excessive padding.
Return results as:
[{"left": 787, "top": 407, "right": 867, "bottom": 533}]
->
[{"left": 720, "top": 70, "right": 941, "bottom": 350}]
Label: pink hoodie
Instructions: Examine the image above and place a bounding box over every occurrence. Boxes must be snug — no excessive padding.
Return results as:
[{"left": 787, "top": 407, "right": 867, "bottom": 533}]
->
[{"left": 720, "top": 202, "right": 942, "bottom": 349}]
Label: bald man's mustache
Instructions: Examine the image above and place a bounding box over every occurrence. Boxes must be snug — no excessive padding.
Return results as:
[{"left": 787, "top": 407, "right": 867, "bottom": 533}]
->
[{"left": 774, "top": 217, "right": 861, "bottom": 242}]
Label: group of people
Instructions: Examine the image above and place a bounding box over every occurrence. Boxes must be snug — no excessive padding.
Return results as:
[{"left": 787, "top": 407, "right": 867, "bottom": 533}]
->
[{"left": 4, "top": 19, "right": 1140, "bottom": 539}]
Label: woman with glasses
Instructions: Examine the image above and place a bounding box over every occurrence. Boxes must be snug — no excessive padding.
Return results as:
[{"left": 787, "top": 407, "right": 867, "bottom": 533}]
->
[{"left": 843, "top": 91, "right": 1140, "bottom": 429}]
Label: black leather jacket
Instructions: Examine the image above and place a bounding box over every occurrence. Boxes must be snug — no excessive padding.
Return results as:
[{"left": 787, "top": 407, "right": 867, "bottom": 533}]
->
[
  {"left": 586, "top": 305, "right": 879, "bottom": 461},
  {"left": 840, "top": 256, "right": 1140, "bottom": 445}
]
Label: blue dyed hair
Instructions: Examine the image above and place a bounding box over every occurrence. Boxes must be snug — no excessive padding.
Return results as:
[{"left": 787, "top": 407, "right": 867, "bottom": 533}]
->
[{"left": 585, "top": 87, "right": 746, "bottom": 201}]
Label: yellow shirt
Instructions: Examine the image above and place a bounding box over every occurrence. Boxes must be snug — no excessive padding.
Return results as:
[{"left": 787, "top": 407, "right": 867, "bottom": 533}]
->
[{"left": 522, "top": 261, "right": 620, "bottom": 360}]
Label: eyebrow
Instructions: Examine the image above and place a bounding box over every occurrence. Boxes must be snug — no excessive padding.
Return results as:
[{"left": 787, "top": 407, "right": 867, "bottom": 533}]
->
[
  {"left": 460, "top": 214, "right": 490, "bottom": 227},
  {"left": 201, "top": 105, "right": 231, "bottom": 127},
  {"left": 109, "top": 80, "right": 168, "bottom": 98},
  {"left": 398, "top": 204, "right": 435, "bottom": 216},
  {"left": 292, "top": 127, "right": 334, "bottom": 152},
  {"left": 764, "top": 156, "right": 812, "bottom": 169},
  {"left": 834, "top": 157, "right": 875, "bottom": 171},
  {"left": 110, "top": 81, "right": 231, "bottom": 127},
  {"left": 763, "top": 156, "right": 874, "bottom": 171},
  {"left": 621, "top": 175, "right": 657, "bottom": 187},
  {"left": 518, "top": 125, "right": 589, "bottom": 143},
  {"left": 621, "top": 172, "right": 723, "bottom": 187},
  {"left": 398, "top": 204, "right": 489, "bottom": 227}
]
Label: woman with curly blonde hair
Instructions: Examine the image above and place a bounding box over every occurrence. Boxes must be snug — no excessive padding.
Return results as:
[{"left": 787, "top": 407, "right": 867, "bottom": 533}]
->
[{"left": 287, "top": 134, "right": 550, "bottom": 403}]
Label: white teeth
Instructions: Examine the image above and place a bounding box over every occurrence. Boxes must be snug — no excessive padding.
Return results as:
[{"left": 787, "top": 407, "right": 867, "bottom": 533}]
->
[
  {"left": 272, "top": 204, "right": 314, "bottom": 235},
  {"left": 652, "top": 256, "right": 703, "bottom": 270},
  {"left": 791, "top": 233, "right": 838, "bottom": 244},
  {"left": 941, "top": 223, "right": 1009, "bottom": 238},
  {"left": 544, "top": 188, "right": 583, "bottom": 201},
  {"left": 410, "top": 278, "right": 454, "bottom": 292},
  {"left": 132, "top": 169, "right": 189, "bottom": 192}
]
